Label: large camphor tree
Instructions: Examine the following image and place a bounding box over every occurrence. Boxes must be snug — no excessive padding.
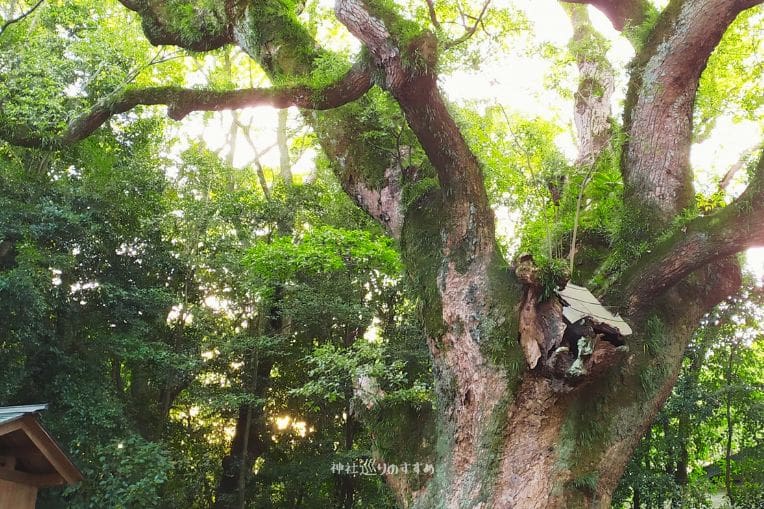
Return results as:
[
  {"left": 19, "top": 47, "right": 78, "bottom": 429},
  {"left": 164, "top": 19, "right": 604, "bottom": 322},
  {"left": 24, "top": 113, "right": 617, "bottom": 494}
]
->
[{"left": 2, "top": 0, "right": 763, "bottom": 506}]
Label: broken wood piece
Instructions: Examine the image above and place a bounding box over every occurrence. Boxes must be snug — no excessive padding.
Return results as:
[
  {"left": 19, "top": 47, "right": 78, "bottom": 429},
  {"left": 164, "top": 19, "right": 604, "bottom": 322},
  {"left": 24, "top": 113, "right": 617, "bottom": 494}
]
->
[{"left": 518, "top": 284, "right": 543, "bottom": 369}]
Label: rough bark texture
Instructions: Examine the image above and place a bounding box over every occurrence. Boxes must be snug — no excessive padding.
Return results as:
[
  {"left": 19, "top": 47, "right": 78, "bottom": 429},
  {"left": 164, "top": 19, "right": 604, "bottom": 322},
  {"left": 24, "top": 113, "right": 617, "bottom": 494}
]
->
[
  {"left": 566, "top": 5, "right": 615, "bottom": 166},
  {"left": 3, "top": 0, "right": 764, "bottom": 507},
  {"left": 622, "top": 0, "right": 762, "bottom": 225}
]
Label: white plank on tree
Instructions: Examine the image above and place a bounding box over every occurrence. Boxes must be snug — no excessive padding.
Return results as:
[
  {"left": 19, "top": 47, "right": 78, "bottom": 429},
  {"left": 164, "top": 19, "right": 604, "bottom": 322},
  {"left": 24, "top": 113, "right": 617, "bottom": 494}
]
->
[{"left": 557, "top": 283, "right": 632, "bottom": 336}]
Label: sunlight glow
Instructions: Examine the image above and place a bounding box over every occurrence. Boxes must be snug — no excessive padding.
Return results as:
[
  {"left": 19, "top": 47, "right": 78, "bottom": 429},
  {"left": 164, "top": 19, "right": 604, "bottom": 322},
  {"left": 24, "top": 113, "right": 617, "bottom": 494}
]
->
[
  {"left": 275, "top": 416, "right": 291, "bottom": 430},
  {"left": 363, "top": 317, "right": 381, "bottom": 343},
  {"left": 201, "top": 349, "right": 220, "bottom": 360},
  {"left": 746, "top": 248, "right": 764, "bottom": 286},
  {"left": 272, "top": 416, "right": 312, "bottom": 437},
  {"left": 167, "top": 304, "right": 193, "bottom": 325}
]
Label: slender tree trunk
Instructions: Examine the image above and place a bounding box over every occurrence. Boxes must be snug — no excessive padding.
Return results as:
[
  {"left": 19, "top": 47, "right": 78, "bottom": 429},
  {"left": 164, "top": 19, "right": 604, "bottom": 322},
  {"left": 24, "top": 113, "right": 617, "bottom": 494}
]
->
[
  {"left": 215, "top": 289, "right": 282, "bottom": 507},
  {"left": 725, "top": 343, "right": 735, "bottom": 504},
  {"left": 214, "top": 102, "right": 294, "bottom": 505},
  {"left": 237, "top": 403, "right": 254, "bottom": 509},
  {"left": 674, "top": 411, "right": 690, "bottom": 502},
  {"left": 645, "top": 430, "right": 652, "bottom": 509},
  {"left": 337, "top": 392, "right": 356, "bottom": 509},
  {"left": 277, "top": 109, "right": 292, "bottom": 184},
  {"left": 215, "top": 393, "right": 269, "bottom": 508},
  {"left": 111, "top": 356, "right": 123, "bottom": 393},
  {"left": 336, "top": 327, "right": 362, "bottom": 509},
  {"left": 674, "top": 346, "right": 705, "bottom": 490}
]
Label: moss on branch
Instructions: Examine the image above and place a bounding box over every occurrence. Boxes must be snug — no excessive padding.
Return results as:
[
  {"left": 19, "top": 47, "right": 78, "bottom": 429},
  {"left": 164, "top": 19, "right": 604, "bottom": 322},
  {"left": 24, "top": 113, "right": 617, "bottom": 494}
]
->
[
  {"left": 0, "top": 68, "right": 374, "bottom": 149},
  {"left": 120, "top": 0, "right": 235, "bottom": 51}
]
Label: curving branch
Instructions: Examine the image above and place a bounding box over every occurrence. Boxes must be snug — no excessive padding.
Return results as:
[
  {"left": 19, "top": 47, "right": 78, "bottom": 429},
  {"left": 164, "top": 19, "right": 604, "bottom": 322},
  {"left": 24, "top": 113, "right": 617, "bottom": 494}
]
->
[
  {"left": 623, "top": 148, "right": 764, "bottom": 316},
  {"left": 720, "top": 143, "right": 762, "bottom": 190},
  {"left": 0, "top": 0, "right": 46, "bottom": 35},
  {"left": 335, "top": 6, "right": 513, "bottom": 503},
  {"left": 335, "top": 0, "right": 494, "bottom": 241},
  {"left": 0, "top": 63, "right": 373, "bottom": 149},
  {"left": 443, "top": 0, "right": 492, "bottom": 49},
  {"left": 559, "top": 0, "right": 653, "bottom": 31},
  {"left": 201, "top": 1, "right": 408, "bottom": 239},
  {"left": 116, "top": 0, "right": 236, "bottom": 51},
  {"left": 424, "top": 0, "right": 441, "bottom": 29},
  {"left": 621, "top": 0, "right": 763, "bottom": 226}
]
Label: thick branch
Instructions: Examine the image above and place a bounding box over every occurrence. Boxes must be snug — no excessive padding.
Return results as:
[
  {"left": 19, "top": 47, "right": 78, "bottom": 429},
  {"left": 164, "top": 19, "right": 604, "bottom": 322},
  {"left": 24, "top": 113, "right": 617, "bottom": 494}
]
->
[
  {"left": 622, "top": 0, "right": 763, "bottom": 225},
  {"left": 623, "top": 149, "right": 764, "bottom": 316},
  {"left": 0, "top": 64, "right": 373, "bottom": 149},
  {"left": 559, "top": 0, "right": 652, "bottom": 31},
  {"left": 227, "top": 1, "right": 404, "bottom": 238},
  {"left": 336, "top": 4, "right": 518, "bottom": 506},
  {"left": 117, "top": 0, "right": 235, "bottom": 51},
  {"left": 335, "top": 0, "right": 494, "bottom": 244}
]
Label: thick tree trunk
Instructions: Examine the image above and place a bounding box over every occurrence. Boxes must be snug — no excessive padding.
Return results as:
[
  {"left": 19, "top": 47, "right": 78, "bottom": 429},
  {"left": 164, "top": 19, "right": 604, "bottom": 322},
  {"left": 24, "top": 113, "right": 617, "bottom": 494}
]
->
[
  {"left": 404, "top": 258, "right": 740, "bottom": 509},
  {"left": 130, "top": 1, "right": 752, "bottom": 506}
]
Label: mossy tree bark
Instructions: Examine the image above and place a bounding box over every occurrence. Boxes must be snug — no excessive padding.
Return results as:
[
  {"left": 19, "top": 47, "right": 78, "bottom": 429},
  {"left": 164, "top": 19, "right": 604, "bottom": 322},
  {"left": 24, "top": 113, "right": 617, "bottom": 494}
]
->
[{"left": 4, "top": 0, "right": 764, "bottom": 507}]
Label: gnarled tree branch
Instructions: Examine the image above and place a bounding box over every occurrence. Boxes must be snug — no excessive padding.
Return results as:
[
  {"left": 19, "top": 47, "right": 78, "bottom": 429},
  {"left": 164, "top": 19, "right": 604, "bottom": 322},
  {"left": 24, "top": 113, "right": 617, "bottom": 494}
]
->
[
  {"left": 565, "top": 4, "right": 615, "bottom": 166},
  {"left": 335, "top": 0, "right": 494, "bottom": 240},
  {"left": 220, "top": 1, "right": 406, "bottom": 238},
  {"left": 335, "top": 4, "right": 522, "bottom": 506},
  {"left": 0, "top": 63, "right": 373, "bottom": 149},
  {"left": 562, "top": 5, "right": 617, "bottom": 276},
  {"left": 621, "top": 0, "right": 762, "bottom": 226},
  {"left": 623, "top": 148, "right": 764, "bottom": 316},
  {"left": 116, "top": 0, "right": 236, "bottom": 51}
]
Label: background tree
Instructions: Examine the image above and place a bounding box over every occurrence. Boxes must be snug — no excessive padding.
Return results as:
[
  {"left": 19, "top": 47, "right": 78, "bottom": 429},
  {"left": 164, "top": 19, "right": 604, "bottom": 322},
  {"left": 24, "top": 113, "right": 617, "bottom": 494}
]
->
[{"left": 614, "top": 285, "right": 764, "bottom": 508}]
